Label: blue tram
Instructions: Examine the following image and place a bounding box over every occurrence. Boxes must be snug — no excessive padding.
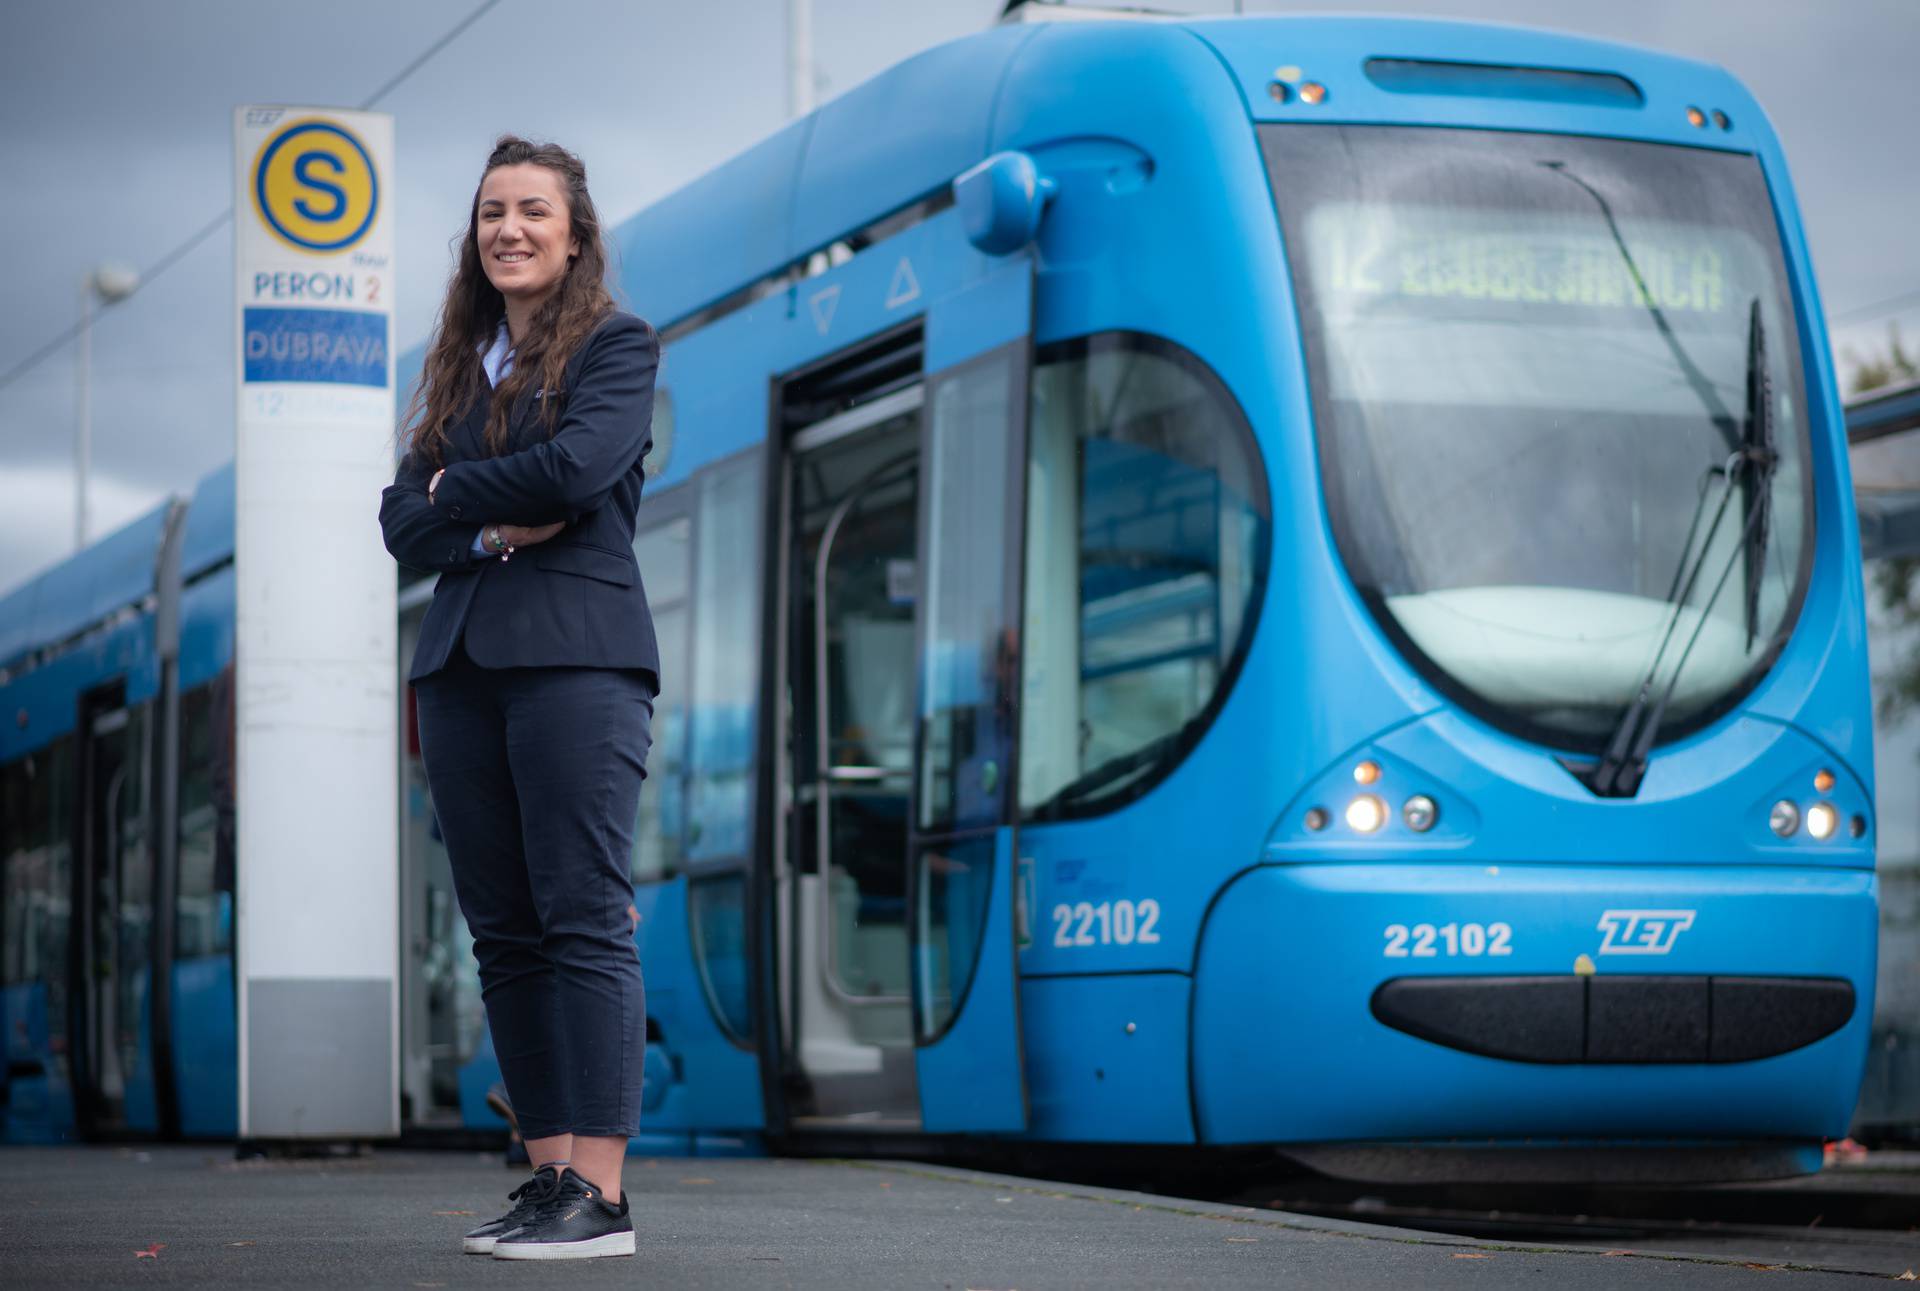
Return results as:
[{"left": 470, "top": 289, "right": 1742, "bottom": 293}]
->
[{"left": 2, "top": 14, "right": 1875, "bottom": 1180}]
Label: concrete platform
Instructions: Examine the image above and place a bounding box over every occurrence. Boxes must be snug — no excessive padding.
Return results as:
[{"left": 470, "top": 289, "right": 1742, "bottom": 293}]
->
[{"left": 0, "top": 1146, "right": 1899, "bottom": 1288}]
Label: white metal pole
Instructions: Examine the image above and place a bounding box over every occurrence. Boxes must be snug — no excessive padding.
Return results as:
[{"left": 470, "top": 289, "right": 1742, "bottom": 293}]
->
[
  {"left": 75, "top": 278, "right": 91, "bottom": 552},
  {"left": 789, "top": 0, "right": 813, "bottom": 118}
]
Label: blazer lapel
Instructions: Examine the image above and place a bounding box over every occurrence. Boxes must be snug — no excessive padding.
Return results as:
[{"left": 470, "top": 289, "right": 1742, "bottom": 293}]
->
[
  {"left": 450, "top": 371, "right": 490, "bottom": 462},
  {"left": 506, "top": 368, "right": 568, "bottom": 449}
]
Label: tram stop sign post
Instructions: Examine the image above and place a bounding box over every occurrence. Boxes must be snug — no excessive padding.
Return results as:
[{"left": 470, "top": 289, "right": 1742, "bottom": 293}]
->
[{"left": 232, "top": 106, "right": 399, "bottom": 1140}]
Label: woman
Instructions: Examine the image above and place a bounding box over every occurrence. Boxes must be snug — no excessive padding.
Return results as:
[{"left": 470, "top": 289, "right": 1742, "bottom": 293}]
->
[{"left": 379, "top": 135, "right": 660, "bottom": 1262}]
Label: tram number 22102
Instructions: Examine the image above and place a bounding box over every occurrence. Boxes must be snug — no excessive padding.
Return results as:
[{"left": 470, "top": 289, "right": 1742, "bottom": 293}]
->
[
  {"left": 1052, "top": 899, "right": 1161, "bottom": 948},
  {"left": 1383, "top": 921, "right": 1513, "bottom": 958}
]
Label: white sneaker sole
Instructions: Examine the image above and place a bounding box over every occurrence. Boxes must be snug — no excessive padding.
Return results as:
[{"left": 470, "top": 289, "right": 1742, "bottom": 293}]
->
[
  {"left": 463, "top": 1233, "right": 507, "bottom": 1255},
  {"left": 493, "top": 1230, "right": 635, "bottom": 1260}
]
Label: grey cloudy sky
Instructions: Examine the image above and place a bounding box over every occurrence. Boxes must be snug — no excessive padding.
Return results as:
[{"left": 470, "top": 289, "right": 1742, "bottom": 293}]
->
[{"left": 2, "top": 0, "right": 1916, "bottom": 599}]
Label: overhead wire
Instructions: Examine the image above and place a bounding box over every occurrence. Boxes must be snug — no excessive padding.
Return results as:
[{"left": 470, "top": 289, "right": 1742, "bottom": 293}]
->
[
  {"left": 1831, "top": 285, "right": 1920, "bottom": 325},
  {"left": 0, "top": 0, "right": 505, "bottom": 400}
]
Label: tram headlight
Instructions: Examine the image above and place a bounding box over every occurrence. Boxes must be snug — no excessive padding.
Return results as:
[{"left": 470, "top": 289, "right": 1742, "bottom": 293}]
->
[
  {"left": 1345, "top": 794, "right": 1387, "bottom": 833},
  {"left": 1806, "top": 801, "right": 1838, "bottom": 841},
  {"left": 1768, "top": 800, "right": 1799, "bottom": 838},
  {"left": 1402, "top": 795, "right": 1437, "bottom": 833}
]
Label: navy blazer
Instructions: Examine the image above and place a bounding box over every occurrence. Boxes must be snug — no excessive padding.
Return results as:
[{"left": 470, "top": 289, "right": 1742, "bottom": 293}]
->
[{"left": 379, "top": 310, "right": 662, "bottom": 687}]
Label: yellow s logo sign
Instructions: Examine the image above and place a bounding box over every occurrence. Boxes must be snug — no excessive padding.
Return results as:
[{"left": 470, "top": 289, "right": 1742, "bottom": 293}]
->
[{"left": 253, "top": 119, "right": 379, "bottom": 254}]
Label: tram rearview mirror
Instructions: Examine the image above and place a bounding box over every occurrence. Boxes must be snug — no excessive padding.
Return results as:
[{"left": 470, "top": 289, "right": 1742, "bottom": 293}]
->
[{"left": 954, "top": 151, "right": 1056, "bottom": 255}]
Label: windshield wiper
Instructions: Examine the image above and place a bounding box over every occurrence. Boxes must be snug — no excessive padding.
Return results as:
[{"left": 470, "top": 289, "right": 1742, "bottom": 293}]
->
[
  {"left": 1582, "top": 301, "right": 1778, "bottom": 798},
  {"left": 1538, "top": 160, "right": 1740, "bottom": 455},
  {"left": 1741, "top": 299, "right": 1775, "bottom": 649}
]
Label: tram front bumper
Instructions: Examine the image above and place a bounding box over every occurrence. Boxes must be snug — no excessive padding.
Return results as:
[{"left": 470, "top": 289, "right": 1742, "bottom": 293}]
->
[
  {"left": 1370, "top": 971, "right": 1855, "bottom": 1064},
  {"left": 1189, "top": 861, "right": 1877, "bottom": 1148}
]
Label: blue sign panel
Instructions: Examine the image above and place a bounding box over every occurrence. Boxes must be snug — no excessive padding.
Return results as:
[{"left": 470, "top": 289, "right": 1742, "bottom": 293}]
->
[{"left": 242, "top": 307, "right": 387, "bottom": 387}]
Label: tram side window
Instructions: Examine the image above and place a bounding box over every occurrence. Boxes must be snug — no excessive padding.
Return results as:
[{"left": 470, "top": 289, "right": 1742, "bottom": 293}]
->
[
  {"left": 176, "top": 679, "right": 234, "bottom": 958},
  {"left": 1020, "top": 335, "right": 1268, "bottom": 819},
  {"left": 1, "top": 739, "right": 75, "bottom": 1069},
  {"left": 631, "top": 513, "right": 692, "bottom": 883}
]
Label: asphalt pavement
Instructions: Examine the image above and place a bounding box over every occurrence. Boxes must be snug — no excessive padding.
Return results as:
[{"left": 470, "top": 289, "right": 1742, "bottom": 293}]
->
[{"left": 0, "top": 1145, "right": 1906, "bottom": 1288}]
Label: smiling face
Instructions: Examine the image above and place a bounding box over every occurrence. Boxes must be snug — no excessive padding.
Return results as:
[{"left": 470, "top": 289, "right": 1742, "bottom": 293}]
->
[{"left": 476, "top": 163, "right": 580, "bottom": 308}]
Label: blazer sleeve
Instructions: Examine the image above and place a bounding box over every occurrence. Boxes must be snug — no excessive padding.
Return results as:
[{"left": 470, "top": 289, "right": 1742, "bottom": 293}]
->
[
  {"left": 379, "top": 444, "right": 483, "bottom": 574},
  {"left": 430, "top": 315, "right": 658, "bottom": 522}
]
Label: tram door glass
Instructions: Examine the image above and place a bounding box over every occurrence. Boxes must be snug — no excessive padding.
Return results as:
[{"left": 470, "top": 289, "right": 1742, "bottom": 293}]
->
[
  {"left": 787, "top": 409, "right": 921, "bottom": 1121},
  {"left": 172, "top": 676, "right": 236, "bottom": 1137},
  {"left": 1, "top": 737, "right": 76, "bottom": 1138},
  {"left": 905, "top": 257, "right": 1034, "bottom": 1135},
  {"left": 79, "top": 702, "right": 159, "bottom": 1135},
  {"left": 174, "top": 684, "right": 233, "bottom": 961},
  {"left": 914, "top": 351, "right": 1024, "bottom": 1037},
  {"left": 683, "top": 456, "right": 765, "bottom": 1043},
  {"left": 397, "top": 601, "right": 482, "bottom": 1126}
]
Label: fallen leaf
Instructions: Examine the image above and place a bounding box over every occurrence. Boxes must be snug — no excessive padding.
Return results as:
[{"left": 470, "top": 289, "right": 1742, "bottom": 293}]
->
[
  {"left": 431, "top": 1210, "right": 476, "bottom": 1216},
  {"left": 1603, "top": 1250, "right": 1636, "bottom": 1257},
  {"left": 1892, "top": 1270, "right": 1915, "bottom": 1281},
  {"left": 879, "top": 1182, "right": 892, "bottom": 1189},
  {"left": 1743, "top": 1264, "right": 1781, "bottom": 1272},
  {"left": 134, "top": 1243, "right": 166, "bottom": 1260},
  {"left": 228, "top": 1241, "right": 255, "bottom": 1247},
  {"left": 1453, "top": 1253, "right": 1491, "bottom": 1260},
  {"left": 679, "top": 1177, "right": 715, "bottom": 1185}
]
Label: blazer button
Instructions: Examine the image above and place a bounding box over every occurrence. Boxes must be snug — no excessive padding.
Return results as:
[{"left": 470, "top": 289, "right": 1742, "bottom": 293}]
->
[{"left": 448, "top": 504, "right": 464, "bottom": 519}]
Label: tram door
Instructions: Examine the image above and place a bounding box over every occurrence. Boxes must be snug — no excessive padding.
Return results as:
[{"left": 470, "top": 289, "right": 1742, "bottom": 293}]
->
[
  {"left": 780, "top": 252, "right": 1034, "bottom": 1134},
  {"left": 786, "top": 398, "right": 923, "bottom": 1125},
  {"left": 73, "top": 695, "right": 160, "bottom": 1136}
]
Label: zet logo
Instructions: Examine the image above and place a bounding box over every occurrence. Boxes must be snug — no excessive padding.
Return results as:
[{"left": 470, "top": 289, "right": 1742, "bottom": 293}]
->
[
  {"left": 1596, "top": 909, "right": 1696, "bottom": 955},
  {"left": 252, "top": 118, "right": 379, "bottom": 254}
]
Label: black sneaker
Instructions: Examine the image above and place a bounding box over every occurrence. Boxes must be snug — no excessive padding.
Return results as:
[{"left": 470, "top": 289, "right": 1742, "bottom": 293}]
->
[
  {"left": 462, "top": 1165, "right": 562, "bottom": 1255},
  {"left": 491, "top": 1168, "right": 634, "bottom": 1260}
]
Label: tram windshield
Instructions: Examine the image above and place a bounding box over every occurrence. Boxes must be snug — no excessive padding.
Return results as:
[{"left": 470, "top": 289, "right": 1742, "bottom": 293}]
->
[{"left": 1264, "top": 125, "right": 1812, "bottom": 750}]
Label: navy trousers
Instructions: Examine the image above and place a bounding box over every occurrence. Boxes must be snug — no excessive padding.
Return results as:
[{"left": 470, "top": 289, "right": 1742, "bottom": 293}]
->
[{"left": 415, "top": 644, "right": 654, "bottom": 1140}]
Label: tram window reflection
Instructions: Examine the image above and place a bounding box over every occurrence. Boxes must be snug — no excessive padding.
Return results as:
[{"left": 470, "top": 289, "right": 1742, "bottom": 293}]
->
[
  {"left": 686, "top": 459, "right": 763, "bottom": 862},
  {"left": 1020, "top": 335, "right": 1268, "bottom": 819},
  {"left": 0, "top": 737, "right": 75, "bottom": 1095},
  {"left": 631, "top": 514, "right": 691, "bottom": 884},
  {"left": 175, "top": 683, "right": 233, "bottom": 959}
]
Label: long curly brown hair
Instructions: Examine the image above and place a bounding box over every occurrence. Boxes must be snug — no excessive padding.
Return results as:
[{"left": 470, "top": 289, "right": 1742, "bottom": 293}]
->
[{"left": 401, "top": 135, "right": 615, "bottom": 467}]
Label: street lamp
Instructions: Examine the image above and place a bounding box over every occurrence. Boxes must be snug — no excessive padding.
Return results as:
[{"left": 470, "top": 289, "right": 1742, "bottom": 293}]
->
[
  {"left": 75, "top": 261, "right": 140, "bottom": 551},
  {"left": 789, "top": 0, "right": 813, "bottom": 118}
]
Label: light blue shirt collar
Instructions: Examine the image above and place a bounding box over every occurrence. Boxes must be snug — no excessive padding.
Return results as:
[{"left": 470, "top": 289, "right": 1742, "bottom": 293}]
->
[{"left": 479, "top": 321, "right": 514, "bottom": 388}]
